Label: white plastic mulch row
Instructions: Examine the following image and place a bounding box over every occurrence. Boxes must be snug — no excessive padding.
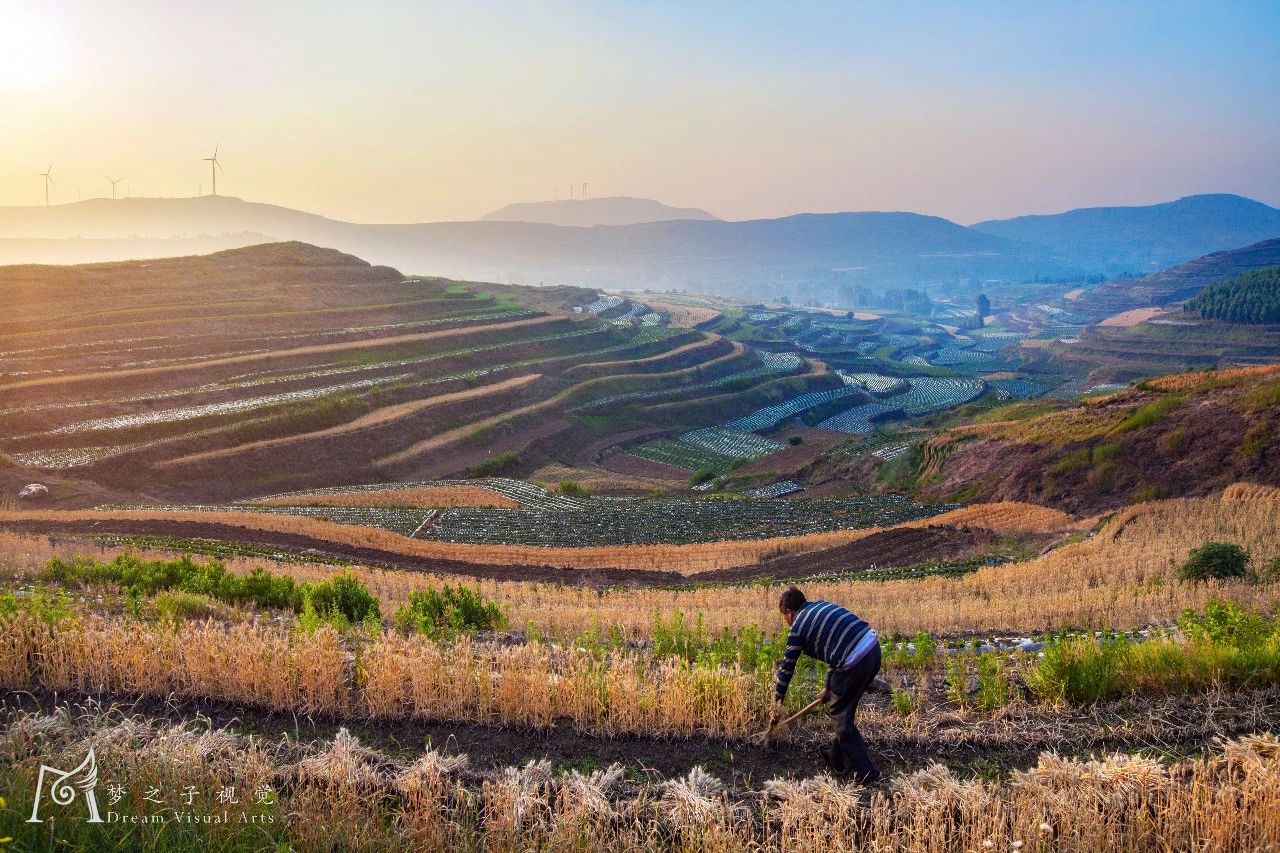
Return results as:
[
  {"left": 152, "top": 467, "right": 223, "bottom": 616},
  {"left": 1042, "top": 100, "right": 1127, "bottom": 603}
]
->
[
  {"left": 723, "top": 386, "right": 863, "bottom": 433},
  {"left": 817, "top": 402, "right": 903, "bottom": 435},
  {"left": 676, "top": 427, "right": 785, "bottom": 460}
]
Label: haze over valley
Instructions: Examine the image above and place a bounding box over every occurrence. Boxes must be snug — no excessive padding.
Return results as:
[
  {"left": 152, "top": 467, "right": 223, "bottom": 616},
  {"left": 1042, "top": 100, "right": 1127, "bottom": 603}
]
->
[{"left": 4, "top": 4, "right": 1280, "bottom": 851}]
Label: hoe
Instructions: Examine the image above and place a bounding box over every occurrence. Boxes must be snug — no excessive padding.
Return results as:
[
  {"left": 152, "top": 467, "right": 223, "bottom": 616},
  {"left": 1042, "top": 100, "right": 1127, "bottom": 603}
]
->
[{"left": 758, "top": 676, "right": 891, "bottom": 744}]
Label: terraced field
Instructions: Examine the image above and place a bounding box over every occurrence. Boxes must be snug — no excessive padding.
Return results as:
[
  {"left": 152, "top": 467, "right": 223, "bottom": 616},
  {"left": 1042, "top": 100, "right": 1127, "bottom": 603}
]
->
[
  {"left": 0, "top": 243, "right": 831, "bottom": 503},
  {"left": 100, "top": 490, "right": 957, "bottom": 547}
]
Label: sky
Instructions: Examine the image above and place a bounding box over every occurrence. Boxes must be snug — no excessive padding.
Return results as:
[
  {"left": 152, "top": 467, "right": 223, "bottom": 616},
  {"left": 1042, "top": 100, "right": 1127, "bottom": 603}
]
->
[{"left": 1, "top": 0, "right": 1277, "bottom": 224}]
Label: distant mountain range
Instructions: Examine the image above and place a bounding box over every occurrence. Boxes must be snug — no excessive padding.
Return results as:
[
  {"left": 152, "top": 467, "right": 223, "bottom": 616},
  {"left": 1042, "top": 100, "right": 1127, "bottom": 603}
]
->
[
  {"left": 480, "top": 196, "right": 718, "bottom": 226},
  {"left": 0, "top": 193, "right": 1277, "bottom": 303},
  {"left": 972, "top": 194, "right": 1280, "bottom": 276}
]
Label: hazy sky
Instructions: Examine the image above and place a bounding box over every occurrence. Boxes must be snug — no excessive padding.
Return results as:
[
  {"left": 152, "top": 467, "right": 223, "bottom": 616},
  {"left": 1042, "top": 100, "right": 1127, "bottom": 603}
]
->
[{"left": 1, "top": 0, "right": 1278, "bottom": 224}]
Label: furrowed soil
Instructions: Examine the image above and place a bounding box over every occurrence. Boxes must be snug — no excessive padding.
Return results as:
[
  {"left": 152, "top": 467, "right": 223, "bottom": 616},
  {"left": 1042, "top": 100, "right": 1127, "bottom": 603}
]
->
[
  {"left": 5, "top": 683, "right": 1276, "bottom": 790},
  {"left": 0, "top": 520, "right": 990, "bottom": 587}
]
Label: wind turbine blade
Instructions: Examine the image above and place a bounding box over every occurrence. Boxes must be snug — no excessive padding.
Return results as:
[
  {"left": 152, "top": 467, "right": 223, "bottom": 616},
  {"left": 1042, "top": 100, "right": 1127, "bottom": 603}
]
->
[{"left": 216, "top": 161, "right": 225, "bottom": 174}]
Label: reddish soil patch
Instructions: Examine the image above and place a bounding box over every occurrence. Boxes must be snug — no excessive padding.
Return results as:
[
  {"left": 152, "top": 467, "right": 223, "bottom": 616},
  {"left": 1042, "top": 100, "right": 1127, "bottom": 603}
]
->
[
  {"left": 575, "top": 428, "right": 669, "bottom": 464},
  {"left": 0, "top": 520, "right": 992, "bottom": 588},
  {"left": 740, "top": 525, "right": 995, "bottom": 581},
  {"left": 736, "top": 428, "right": 847, "bottom": 476},
  {"left": 597, "top": 451, "right": 689, "bottom": 481}
]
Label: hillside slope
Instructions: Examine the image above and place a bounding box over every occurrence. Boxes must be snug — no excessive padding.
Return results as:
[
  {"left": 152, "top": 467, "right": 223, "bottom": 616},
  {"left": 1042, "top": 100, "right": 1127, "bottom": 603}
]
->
[
  {"left": 973, "top": 194, "right": 1280, "bottom": 276},
  {"left": 916, "top": 365, "right": 1280, "bottom": 514},
  {"left": 480, "top": 196, "right": 718, "bottom": 226},
  {"left": 1073, "top": 237, "right": 1280, "bottom": 319},
  {"left": 0, "top": 242, "right": 835, "bottom": 503}
]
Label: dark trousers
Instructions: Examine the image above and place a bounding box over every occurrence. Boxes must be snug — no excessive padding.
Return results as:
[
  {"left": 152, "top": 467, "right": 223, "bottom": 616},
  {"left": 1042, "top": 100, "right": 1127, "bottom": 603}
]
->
[{"left": 824, "top": 643, "right": 881, "bottom": 784}]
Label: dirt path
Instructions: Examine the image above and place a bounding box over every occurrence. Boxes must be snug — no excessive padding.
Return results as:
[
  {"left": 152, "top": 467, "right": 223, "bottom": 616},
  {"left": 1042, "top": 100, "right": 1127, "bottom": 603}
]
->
[
  {"left": 0, "top": 503, "right": 1070, "bottom": 574},
  {"left": 564, "top": 332, "right": 714, "bottom": 375},
  {"left": 0, "top": 519, "right": 987, "bottom": 587},
  {"left": 160, "top": 373, "right": 543, "bottom": 467},
  {"left": 4, "top": 685, "right": 1274, "bottom": 788},
  {"left": 0, "top": 315, "right": 561, "bottom": 393}
]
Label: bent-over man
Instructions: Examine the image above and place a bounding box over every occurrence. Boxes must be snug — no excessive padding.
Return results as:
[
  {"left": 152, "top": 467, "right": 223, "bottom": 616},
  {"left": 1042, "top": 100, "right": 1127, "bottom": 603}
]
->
[{"left": 771, "top": 586, "right": 882, "bottom": 784}]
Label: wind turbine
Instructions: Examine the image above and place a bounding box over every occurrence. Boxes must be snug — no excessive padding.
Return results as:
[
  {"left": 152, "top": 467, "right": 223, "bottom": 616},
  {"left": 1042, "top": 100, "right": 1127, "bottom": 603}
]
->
[
  {"left": 38, "top": 163, "right": 53, "bottom": 206},
  {"left": 202, "top": 145, "right": 223, "bottom": 196},
  {"left": 105, "top": 175, "right": 122, "bottom": 200}
]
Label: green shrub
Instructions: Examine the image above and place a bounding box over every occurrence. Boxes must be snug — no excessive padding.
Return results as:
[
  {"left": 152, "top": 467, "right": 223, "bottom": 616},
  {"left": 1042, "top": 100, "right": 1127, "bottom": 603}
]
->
[
  {"left": 788, "top": 434, "right": 803, "bottom": 446},
  {"left": 975, "top": 654, "right": 1011, "bottom": 710},
  {"left": 471, "top": 451, "right": 521, "bottom": 476},
  {"left": 1030, "top": 602, "right": 1280, "bottom": 703},
  {"left": 394, "top": 584, "right": 505, "bottom": 638},
  {"left": 1257, "top": 556, "right": 1280, "bottom": 585},
  {"left": 307, "top": 572, "right": 380, "bottom": 625},
  {"left": 42, "top": 555, "right": 378, "bottom": 629},
  {"left": 886, "top": 631, "right": 937, "bottom": 671},
  {"left": 1179, "top": 542, "right": 1250, "bottom": 582},
  {"left": 1028, "top": 633, "right": 1132, "bottom": 703},
  {"left": 558, "top": 479, "right": 589, "bottom": 497},
  {"left": 891, "top": 688, "right": 916, "bottom": 717},
  {"left": 944, "top": 656, "right": 969, "bottom": 706},
  {"left": 689, "top": 466, "right": 717, "bottom": 486},
  {"left": 153, "top": 591, "right": 227, "bottom": 624}
]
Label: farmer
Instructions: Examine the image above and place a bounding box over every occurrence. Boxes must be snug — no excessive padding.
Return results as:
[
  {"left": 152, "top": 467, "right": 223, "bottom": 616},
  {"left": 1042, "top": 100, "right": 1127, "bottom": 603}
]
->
[{"left": 770, "top": 586, "right": 882, "bottom": 783}]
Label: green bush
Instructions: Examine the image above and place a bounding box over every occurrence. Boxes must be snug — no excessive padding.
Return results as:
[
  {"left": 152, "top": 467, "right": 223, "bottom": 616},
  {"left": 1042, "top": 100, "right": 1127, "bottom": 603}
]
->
[
  {"left": 885, "top": 631, "right": 937, "bottom": 671},
  {"left": 394, "top": 584, "right": 505, "bottom": 638},
  {"left": 471, "top": 451, "right": 521, "bottom": 476},
  {"left": 559, "top": 479, "right": 589, "bottom": 497},
  {"left": 944, "top": 655, "right": 969, "bottom": 706},
  {"left": 42, "top": 555, "right": 379, "bottom": 628},
  {"left": 307, "top": 572, "right": 380, "bottom": 624},
  {"left": 689, "top": 466, "right": 717, "bottom": 486},
  {"left": 1179, "top": 542, "right": 1250, "bottom": 582},
  {"left": 1030, "top": 601, "right": 1280, "bottom": 703},
  {"left": 1257, "top": 556, "right": 1280, "bottom": 585},
  {"left": 153, "top": 591, "right": 227, "bottom": 623},
  {"left": 975, "top": 654, "right": 1011, "bottom": 710},
  {"left": 1028, "top": 633, "right": 1133, "bottom": 703},
  {"left": 788, "top": 434, "right": 803, "bottom": 446}
]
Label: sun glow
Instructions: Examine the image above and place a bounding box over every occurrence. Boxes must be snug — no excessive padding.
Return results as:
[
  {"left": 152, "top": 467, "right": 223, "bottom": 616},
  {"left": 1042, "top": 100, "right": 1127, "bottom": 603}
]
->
[{"left": 0, "top": 7, "right": 69, "bottom": 90}]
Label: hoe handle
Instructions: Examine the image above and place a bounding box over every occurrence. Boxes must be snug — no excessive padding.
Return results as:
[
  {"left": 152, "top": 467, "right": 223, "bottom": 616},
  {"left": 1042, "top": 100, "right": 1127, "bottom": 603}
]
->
[{"left": 764, "top": 694, "right": 827, "bottom": 738}]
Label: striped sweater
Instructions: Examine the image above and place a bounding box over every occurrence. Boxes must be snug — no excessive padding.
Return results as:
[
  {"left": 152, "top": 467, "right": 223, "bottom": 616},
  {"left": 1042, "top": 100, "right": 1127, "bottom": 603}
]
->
[{"left": 774, "top": 600, "right": 873, "bottom": 702}]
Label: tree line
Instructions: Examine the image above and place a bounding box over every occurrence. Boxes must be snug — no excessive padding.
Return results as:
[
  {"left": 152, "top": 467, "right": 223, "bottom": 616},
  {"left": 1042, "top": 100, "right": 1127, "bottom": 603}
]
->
[{"left": 1184, "top": 266, "right": 1280, "bottom": 324}]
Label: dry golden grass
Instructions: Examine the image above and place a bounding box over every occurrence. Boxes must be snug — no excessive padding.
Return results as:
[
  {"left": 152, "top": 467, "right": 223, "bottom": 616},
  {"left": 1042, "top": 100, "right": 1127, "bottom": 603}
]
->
[
  {"left": 7, "top": 706, "right": 1279, "bottom": 852},
  {"left": 161, "top": 373, "right": 543, "bottom": 466},
  {"left": 0, "top": 314, "right": 562, "bottom": 393},
  {"left": 0, "top": 500, "right": 1072, "bottom": 573},
  {"left": 252, "top": 485, "right": 520, "bottom": 509},
  {"left": 1098, "top": 307, "right": 1166, "bottom": 327},
  {"left": 644, "top": 301, "right": 723, "bottom": 328},
  {"left": 1145, "top": 362, "right": 1280, "bottom": 392},
  {"left": 4, "top": 492, "right": 1268, "bottom": 645},
  {"left": 1223, "top": 482, "right": 1280, "bottom": 502}
]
